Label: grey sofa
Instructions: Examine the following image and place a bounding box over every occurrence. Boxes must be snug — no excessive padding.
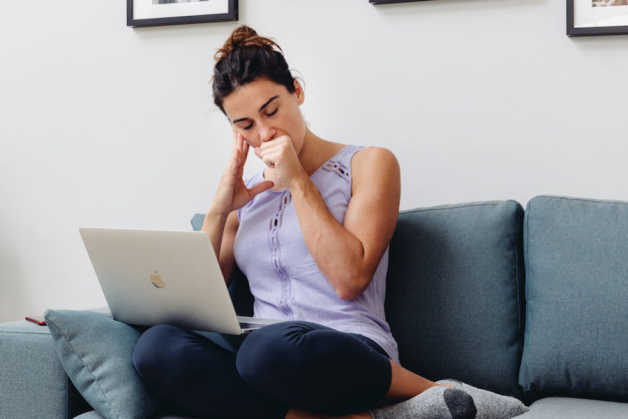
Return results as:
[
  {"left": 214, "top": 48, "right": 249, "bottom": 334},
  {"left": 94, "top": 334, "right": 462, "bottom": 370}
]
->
[{"left": 1, "top": 195, "right": 627, "bottom": 418}]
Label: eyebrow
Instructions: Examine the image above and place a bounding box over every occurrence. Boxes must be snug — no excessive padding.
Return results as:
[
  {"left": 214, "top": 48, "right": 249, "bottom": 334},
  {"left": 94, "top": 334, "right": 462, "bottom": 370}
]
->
[{"left": 232, "top": 95, "right": 279, "bottom": 124}]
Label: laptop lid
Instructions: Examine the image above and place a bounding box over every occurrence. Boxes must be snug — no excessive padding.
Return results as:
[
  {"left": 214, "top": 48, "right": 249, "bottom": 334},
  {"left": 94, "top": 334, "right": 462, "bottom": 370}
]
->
[{"left": 79, "top": 228, "right": 244, "bottom": 334}]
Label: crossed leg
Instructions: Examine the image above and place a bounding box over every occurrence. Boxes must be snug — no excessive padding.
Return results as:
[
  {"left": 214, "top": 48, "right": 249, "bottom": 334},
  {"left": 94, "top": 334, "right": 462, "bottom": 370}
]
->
[
  {"left": 235, "top": 321, "right": 454, "bottom": 419},
  {"left": 286, "top": 359, "right": 454, "bottom": 419},
  {"left": 132, "top": 321, "right": 452, "bottom": 419}
]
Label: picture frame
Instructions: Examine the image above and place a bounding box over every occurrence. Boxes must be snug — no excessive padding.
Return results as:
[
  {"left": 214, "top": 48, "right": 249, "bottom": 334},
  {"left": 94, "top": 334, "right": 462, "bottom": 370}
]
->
[
  {"left": 127, "top": 0, "right": 238, "bottom": 28},
  {"left": 370, "top": 0, "right": 431, "bottom": 4},
  {"left": 567, "top": 0, "right": 628, "bottom": 36}
]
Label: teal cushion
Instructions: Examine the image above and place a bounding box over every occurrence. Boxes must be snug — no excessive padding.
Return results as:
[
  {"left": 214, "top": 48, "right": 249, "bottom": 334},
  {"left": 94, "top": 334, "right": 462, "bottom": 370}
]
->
[
  {"left": 44, "top": 309, "right": 160, "bottom": 419},
  {"left": 519, "top": 195, "right": 628, "bottom": 403},
  {"left": 385, "top": 200, "right": 525, "bottom": 400}
]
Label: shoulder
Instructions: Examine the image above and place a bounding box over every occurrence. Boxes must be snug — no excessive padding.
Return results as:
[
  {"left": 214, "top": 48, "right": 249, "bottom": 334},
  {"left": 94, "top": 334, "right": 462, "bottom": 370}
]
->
[
  {"left": 352, "top": 146, "right": 398, "bottom": 166},
  {"left": 351, "top": 146, "right": 400, "bottom": 188}
]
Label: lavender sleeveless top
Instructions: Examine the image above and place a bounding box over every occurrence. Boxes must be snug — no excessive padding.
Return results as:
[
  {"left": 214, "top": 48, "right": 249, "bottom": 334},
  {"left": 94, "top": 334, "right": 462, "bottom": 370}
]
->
[{"left": 233, "top": 144, "right": 399, "bottom": 362}]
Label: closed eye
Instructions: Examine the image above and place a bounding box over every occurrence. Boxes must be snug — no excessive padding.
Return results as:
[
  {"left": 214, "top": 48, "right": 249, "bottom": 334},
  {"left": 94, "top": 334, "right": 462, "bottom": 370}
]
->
[{"left": 241, "top": 107, "right": 278, "bottom": 130}]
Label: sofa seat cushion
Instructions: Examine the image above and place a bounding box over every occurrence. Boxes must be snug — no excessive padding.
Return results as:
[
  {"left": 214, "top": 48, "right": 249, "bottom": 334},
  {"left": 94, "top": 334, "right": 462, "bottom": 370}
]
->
[
  {"left": 516, "top": 397, "right": 628, "bottom": 418},
  {"left": 519, "top": 195, "right": 628, "bottom": 403},
  {"left": 76, "top": 397, "right": 628, "bottom": 419},
  {"left": 385, "top": 200, "right": 526, "bottom": 399}
]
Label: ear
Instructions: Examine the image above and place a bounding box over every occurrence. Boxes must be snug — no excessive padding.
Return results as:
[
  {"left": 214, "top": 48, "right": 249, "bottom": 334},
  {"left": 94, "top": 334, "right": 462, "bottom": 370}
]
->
[{"left": 293, "top": 79, "right": 305, "bottom": 105}]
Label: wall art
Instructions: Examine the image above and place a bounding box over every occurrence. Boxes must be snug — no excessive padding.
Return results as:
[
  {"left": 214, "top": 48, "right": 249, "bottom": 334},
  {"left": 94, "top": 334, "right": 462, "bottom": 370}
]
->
[
  {"left": 127, "top": 0, "right": 238, "bottom": 27},
  {"left": 568, "top": 0, "right": 628, "bottom": 36},
  {"left": 370, "top": 0, "right": 431, "bottom": 4}
]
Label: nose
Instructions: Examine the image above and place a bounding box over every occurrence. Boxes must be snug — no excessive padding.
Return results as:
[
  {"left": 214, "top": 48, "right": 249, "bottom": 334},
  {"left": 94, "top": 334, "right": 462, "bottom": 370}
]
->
[{"left": 257, "top": 121, "right": 276, "bottom": 144}]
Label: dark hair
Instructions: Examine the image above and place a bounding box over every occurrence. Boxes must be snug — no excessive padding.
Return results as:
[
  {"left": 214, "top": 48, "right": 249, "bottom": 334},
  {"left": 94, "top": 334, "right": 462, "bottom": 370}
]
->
[{"left": 211, "top": 25, "right": 296, "bottom": 115}]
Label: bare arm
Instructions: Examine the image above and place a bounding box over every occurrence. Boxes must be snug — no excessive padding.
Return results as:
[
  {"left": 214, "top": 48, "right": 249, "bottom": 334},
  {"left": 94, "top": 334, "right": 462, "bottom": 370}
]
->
[
  {"left": 289, "top": 147, "right": 401, "bottom": 300},
  {"left": 201, "top": 208, "right": 239, "bottom": 285},
  {"left": 201, "top": 130, "right": 271, "bottom": 286}
]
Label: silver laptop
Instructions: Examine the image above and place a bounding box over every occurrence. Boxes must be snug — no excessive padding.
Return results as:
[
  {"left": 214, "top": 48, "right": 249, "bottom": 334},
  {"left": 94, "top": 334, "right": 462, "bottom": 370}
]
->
[{"left": 79, "top": 227, "right": 281, "bottom": 335}]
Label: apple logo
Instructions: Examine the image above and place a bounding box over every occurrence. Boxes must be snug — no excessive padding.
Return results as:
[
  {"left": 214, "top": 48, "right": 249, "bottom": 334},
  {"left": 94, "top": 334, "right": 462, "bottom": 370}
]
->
[{"left": 150, "top": 270, "right": 165, "bottom": 288}]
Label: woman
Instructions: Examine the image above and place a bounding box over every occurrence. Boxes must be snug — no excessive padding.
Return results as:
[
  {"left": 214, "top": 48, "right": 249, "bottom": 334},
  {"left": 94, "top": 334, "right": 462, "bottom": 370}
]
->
[{"left": 132, "top": 25, "right": 474, "bottom": 419}]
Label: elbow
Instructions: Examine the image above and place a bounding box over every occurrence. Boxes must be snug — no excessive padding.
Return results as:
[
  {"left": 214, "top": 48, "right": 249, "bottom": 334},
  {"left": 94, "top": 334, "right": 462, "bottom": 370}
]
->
[
  {"left": 335, "top": 275, "right": 370, "bottom": 301},
  {"left": 335, "top": 243, "right": 371, "bottom": 301}
]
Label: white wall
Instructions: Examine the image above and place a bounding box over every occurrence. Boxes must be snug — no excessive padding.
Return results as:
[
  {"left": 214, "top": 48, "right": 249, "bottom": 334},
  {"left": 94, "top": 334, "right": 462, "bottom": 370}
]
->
[{"left": 2, "top": 0, "right": 627, "bottom": 322}]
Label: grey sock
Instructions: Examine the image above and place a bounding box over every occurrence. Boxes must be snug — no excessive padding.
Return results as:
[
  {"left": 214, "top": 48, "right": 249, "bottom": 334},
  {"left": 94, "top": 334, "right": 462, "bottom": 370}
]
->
[
  {"left": 369, "top": 385, "right": 477, "bottom": 419},
  {"left": 436, "top": 379, "right": 530, "bottom": 419}
]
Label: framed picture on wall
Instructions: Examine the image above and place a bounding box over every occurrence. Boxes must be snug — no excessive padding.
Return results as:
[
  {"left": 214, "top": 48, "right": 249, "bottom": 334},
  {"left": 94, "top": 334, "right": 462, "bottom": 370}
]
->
[
  {"left": 370, "top": 0, "right": 430, "bottom": 4},
  {"left": 567, "top": 0, "right": 628, "bottom": 36},
  {"left": 127, "top": 0, "right": 238, "bottom": 28}
]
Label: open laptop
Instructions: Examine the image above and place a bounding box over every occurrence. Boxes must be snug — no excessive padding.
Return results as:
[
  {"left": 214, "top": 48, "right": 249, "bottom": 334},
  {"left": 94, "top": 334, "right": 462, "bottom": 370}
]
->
[{"left": 79, "top": 228, "right": 281, "bottom": 335}]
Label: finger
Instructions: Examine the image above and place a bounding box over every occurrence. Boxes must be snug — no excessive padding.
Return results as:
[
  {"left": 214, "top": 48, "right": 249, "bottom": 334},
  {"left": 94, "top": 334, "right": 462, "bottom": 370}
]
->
[
  {"left": 229, "top": 139, "right": 239, "bottom": 169},
  {"left": 240, "top": 137, "right": 249, "bottom": 165},
  {"left": 236, "top": 135, "right": 248, "bottom": 175},
  {"left": 262, "top": 155, "right": 276, "bottom": 168},
  {"left": 243, "top": 140, "right": 249, "bottom": 160},
  {"left": 236, "top": 132, "right": 244, "bottom": 166},
  {"left": 248, "top": 180, "right": 274, "bottom": 196},
  {"left": 262, "top": 135, "right": 289, "bottom": 148},
  {"left": 239, "top": 143, "right": 249, "bottom": 172},
  {"left": 232, "top": 127, "right": 239, "bottom": 148},
  {"left": 260, "top": 145, "right": 283, "bottom": 157},
  {"left": 229, "top": 133, "right": 243, "bottom": 172},
  {"left": 260, "top": 148, "right": 280, "bottom": 162},
  {"left": 231, "top": 129, "right": 239, "bottom": 152},
  {"left": 259, "top": 135, "right": 286, "bottom": 150}
]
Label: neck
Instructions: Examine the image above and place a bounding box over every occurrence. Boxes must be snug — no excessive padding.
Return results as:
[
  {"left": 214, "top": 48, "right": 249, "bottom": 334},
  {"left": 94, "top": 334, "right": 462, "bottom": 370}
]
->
[{"left": 299, "top": 128, "right": 336, "bottom": 176}]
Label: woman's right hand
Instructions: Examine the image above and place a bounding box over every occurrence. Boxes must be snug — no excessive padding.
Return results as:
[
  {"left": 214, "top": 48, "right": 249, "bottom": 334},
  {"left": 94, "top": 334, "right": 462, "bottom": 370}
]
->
[{"left": 210, "top": 130, "right": 274, "bottom": 215}]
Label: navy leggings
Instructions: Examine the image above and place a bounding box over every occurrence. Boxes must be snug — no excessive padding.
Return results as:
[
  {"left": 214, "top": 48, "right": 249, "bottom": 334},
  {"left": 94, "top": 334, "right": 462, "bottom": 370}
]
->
[{"left": 132, "top": 320, "right": 392, "bottom": 418}]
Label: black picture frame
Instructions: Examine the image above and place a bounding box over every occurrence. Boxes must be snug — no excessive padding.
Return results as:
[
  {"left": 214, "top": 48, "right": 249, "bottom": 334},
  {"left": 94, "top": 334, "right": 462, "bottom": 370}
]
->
[
  {"left": 370, "top": 0, "right": 431, "bottom": 4},
  {"left": 567, "top": 0, "right": 628, "bottom": 36},
  {"left": 127, "top": 0, "right": 238, "bottom": 28},
  {"left": 369, "top": 0, "right": 428, "bottom": 5}
]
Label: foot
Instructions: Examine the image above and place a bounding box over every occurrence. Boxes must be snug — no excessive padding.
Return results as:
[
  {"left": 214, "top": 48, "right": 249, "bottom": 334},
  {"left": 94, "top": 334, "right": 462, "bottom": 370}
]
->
[
  {"left": 370, "top": 385, "right": 477, "bottom": 419},
  {"left": 436, "top": 379, "right": 530, "bottom": 419}
]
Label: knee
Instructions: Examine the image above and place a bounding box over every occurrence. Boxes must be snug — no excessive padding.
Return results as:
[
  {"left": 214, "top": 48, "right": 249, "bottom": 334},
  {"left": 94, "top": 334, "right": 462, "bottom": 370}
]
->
[
  {"left": 235, "top": 322, "right": 313, "bottom": 387},
  {"left": 132, "top": 323, "right": 180, "bottom": 379}
]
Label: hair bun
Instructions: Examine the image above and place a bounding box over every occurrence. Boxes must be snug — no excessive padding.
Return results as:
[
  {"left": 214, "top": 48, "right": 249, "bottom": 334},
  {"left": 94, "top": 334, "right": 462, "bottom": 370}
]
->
[{"left": 214, "top": 25, "right": 282, "bottom": 62}]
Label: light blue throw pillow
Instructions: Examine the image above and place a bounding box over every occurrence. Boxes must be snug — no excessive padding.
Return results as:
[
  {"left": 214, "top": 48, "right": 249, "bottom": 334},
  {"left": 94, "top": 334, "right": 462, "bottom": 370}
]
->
[{"left": 44, "top": 309, "right": 160, "bottom": 419}]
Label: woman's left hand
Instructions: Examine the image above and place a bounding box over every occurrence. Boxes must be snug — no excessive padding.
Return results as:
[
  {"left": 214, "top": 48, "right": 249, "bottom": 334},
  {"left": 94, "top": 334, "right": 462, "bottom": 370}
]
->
[{"left": 258, "top": 135, "right": 307, "bottom": 192}]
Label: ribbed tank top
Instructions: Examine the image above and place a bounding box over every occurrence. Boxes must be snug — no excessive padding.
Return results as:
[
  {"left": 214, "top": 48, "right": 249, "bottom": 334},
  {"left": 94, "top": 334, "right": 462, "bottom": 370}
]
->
[{"left": 233, "top": 144, "right": 399, "bottom": 362}]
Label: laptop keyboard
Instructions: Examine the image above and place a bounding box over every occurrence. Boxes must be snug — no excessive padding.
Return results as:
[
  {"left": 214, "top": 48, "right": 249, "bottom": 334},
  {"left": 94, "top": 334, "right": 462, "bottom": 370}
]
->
[{"left": 237, "top": 316, "right": 282, "bottom": 332}]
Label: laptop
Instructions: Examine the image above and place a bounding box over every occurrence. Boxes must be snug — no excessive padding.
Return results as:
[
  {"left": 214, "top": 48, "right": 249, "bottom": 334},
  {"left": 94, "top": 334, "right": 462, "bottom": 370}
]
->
[{"left": 79, "top": 227, "right": 281, "bottom": 335}]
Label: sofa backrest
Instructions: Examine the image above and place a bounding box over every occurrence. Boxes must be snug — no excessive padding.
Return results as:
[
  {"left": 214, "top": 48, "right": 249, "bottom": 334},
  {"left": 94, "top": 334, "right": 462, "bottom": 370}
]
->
[
  {"left": 385, "top": 200, "right": 526, "bottom": 400},
  {"left": 519, "top": 195, "right": 628, "bottom": 404}
]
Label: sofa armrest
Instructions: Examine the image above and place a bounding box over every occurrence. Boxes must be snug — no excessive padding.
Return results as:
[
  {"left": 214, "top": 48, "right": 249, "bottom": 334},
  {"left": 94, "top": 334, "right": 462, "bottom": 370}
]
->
[{"left": 0, "top": 319, "right": 91, "bottom": 419}]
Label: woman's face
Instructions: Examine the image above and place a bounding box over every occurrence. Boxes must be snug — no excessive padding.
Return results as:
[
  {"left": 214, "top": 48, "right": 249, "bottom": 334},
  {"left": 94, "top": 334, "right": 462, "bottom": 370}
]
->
[{"left": 222, "top": 77, "right": 306, "bottom": 160}]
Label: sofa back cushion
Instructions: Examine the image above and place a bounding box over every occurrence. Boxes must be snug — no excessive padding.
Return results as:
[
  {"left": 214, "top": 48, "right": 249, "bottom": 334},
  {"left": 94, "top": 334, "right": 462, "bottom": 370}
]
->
[
  {"left": 519, "top": 195, "right": 628, "bottom": 403},
  {"left": 385, "top": 200, "right": 525, "bottom": 399}
]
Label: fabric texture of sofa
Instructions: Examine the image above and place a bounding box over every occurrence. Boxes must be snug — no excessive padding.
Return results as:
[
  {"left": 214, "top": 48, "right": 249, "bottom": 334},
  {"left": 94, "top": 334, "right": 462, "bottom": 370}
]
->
[{"left": 1, "top": 195, "right": 627, "bottom": 418}]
